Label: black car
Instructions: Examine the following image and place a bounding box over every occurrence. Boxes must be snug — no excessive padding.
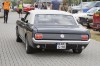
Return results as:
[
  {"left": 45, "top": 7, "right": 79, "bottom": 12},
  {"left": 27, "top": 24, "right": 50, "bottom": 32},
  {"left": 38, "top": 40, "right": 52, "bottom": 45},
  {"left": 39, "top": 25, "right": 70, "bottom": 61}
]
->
[{"left": 16, "top": 10, "right": 91, "bottom": 54}]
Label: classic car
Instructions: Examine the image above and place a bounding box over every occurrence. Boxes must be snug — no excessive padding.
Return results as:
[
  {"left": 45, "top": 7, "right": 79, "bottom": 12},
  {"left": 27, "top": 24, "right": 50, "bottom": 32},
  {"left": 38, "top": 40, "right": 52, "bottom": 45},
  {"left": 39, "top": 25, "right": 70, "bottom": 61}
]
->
[
  {"left": 79, "top": 7, "right": 100, "bottom": 28},
  {"left": 16, "top": 10, "right": 91, "bottom": 54},
  {"left": 72, "top": 1, "right": 100, "bottom": 13}
]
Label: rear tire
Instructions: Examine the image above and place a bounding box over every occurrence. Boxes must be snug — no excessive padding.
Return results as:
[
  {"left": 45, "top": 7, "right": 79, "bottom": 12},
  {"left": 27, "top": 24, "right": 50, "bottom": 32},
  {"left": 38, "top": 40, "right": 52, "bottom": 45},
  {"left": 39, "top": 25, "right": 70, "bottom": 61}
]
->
[
  {"left": 25, "top": 37, "right": 34, "bottom": 54},
  {"left": 72, "top": 49, "right": 82, "bottom": 54}
]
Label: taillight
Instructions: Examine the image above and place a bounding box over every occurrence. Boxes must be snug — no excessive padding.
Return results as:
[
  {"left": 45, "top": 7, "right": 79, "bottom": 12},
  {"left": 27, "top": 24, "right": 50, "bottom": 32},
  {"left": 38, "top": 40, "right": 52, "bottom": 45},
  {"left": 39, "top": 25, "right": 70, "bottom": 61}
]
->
[
  {"left": 81, "top": 35, "right": 88, "bottom": 41},
  {"left": 35, "top": 34, "right": 43, "bottom": 39}
]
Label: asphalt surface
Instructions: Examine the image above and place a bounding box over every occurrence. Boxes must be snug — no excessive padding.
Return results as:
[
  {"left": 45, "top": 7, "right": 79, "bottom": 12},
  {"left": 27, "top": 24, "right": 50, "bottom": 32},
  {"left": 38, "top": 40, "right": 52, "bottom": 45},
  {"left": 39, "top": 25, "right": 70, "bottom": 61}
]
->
[{"left": 0, "top": 12, "right": 100, "bottom": 66}]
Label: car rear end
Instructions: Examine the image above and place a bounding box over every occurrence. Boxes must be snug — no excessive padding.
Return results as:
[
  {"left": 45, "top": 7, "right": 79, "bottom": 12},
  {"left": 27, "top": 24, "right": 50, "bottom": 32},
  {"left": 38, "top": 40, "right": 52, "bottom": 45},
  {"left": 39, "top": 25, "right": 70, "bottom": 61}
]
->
[{"left": 32, "top": 14, "right": 90, "bottom": 51}]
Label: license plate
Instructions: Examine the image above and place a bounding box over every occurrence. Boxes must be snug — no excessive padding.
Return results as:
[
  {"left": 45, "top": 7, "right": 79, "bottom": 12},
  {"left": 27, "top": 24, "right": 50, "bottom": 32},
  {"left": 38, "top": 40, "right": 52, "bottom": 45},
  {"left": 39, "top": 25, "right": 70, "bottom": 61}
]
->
[{"left": 57, "top": 43, "right": 66, "bottom": 49}]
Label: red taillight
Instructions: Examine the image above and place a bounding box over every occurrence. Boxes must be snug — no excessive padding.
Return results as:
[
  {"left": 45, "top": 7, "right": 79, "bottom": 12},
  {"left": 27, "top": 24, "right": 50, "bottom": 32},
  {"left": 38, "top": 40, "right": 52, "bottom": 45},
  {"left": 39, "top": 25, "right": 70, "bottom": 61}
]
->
[
  {"left": 35, "top": 34, "right": 43, "bottom": 39},
  {"left": 81, "top": 35, "right": 88, "bottom": 41}
]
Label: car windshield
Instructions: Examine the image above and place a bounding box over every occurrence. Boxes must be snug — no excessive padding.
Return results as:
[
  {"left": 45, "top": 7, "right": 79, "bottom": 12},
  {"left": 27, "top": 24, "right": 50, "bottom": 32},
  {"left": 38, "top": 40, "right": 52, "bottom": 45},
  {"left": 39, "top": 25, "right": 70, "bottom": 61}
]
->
[
  {"left": 34, "top": 14, "right": 77, "bottom": 26},
  {"left": 87, "top": 8, "right": 98, "bottom": 13}
]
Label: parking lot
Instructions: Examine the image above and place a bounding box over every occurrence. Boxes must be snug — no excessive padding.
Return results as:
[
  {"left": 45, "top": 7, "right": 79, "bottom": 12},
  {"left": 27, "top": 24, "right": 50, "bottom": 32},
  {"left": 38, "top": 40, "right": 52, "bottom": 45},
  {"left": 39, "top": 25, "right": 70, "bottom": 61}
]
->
[{"left": 0, "top": 12, "right": 100, "bottom": 66}]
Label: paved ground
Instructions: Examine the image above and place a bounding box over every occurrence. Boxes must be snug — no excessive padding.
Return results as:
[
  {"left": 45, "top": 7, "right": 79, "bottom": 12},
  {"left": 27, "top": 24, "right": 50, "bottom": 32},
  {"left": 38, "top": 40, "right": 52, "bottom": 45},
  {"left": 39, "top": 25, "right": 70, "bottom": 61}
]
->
[{"left": 0, "top": 12, "right": 100, "bottom": 66}]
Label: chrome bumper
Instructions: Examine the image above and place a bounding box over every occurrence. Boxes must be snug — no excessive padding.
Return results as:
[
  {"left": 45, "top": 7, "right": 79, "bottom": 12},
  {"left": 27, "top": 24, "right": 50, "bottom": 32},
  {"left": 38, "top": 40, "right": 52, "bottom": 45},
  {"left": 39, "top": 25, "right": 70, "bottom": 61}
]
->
[{"left": 33, "top": 38, "right": 90, "bottom": 45}]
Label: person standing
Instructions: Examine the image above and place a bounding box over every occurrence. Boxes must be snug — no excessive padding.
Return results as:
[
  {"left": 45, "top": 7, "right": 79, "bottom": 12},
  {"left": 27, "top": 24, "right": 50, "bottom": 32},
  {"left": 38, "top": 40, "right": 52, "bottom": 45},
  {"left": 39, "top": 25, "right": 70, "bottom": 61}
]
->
[
  {"left": 2, "top": 0, "right": 10, "bottom": 23},
  {"left": 18, "top": 1, "right": 23, "bottom": 18},
  {"left": 47, "top": 3, "right": 52, "bottom": 10},
  {"left": 41, "top": 2, "right": 47, "bottom": 9},
  {"left": 51, "top": 0, "right": 60, "bottom": 10},
  {"left": 34, "top": 2, "right": 39, "bottom": 10},
  {"left": 59, "top": 0, "right": 68, "bottom": 12}
]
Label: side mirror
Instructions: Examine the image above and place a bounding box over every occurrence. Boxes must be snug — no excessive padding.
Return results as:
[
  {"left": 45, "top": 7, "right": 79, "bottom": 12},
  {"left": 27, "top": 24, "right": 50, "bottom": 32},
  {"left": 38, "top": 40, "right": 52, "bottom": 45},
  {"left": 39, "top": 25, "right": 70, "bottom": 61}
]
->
[{"left": 21, "top": 18, "right": 25, "bottom": 22}]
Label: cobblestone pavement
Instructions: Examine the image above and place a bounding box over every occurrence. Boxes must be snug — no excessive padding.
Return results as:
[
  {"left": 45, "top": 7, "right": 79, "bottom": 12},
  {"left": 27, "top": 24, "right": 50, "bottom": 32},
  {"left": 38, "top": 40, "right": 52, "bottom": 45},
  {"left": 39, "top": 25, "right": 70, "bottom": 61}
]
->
[{"left": 0, "top": 12, "right": 100, "bottom": 66}]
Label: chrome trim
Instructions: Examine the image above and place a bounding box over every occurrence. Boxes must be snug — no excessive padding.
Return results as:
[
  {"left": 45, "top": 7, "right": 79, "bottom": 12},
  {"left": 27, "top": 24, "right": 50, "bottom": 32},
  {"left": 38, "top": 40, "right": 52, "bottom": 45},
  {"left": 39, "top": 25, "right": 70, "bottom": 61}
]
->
[{"left": 32, "top": 38, "right": 90, "bottom": 44}]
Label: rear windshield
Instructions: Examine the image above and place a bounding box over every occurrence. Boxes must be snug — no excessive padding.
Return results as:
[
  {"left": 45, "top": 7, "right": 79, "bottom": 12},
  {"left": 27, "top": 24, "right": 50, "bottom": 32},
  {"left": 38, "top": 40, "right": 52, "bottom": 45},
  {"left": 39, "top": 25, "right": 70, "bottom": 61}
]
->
[{"left": 34, "top": 14, "right": 77, "bottom": 26}]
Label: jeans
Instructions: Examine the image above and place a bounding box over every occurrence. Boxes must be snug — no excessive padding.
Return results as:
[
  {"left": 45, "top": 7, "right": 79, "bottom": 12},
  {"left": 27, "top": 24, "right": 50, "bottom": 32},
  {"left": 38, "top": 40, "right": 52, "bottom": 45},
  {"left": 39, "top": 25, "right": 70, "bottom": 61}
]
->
[{"left": 4, "top": 10, "right": 9, "bottom": 23}]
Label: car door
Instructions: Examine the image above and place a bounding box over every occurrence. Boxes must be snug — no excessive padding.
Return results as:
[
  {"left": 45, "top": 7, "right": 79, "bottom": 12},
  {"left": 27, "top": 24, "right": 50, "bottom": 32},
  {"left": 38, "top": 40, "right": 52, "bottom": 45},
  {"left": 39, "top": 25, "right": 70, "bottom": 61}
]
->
[
  {"left": 24, "top": 14, "right": 33, "bottom": 46},
  {"left": 21, "top": 13, "right": 31, "bottom": 42},
  {"left": 18, "top": 13, "right": 29, "bottom": 42}
]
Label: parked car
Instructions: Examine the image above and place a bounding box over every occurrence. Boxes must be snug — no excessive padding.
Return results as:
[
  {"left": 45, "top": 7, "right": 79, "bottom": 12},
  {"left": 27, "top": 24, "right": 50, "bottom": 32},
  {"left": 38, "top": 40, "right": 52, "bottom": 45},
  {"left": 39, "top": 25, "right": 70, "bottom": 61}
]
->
[
  {"left": 0, "top": 9, "right": 4, "bottom": 18},
  {"left": 0, "top": 2, "right": 4, "bottom": 18},
  {"left": 72, "top": 2, "right": 90, "bottom": 13},
  {"left": 73, "top": 7, "right": 99, "bottom": 21},
  {"left": 72, "top": 1, "right": 100, "bottom": 13},
  {"left": 79, "top": 7, "right": 100, "bottom": 28},
  {"left": 16, "top": 10, "right": 90, "bottom": 54},
  {"left": 14, "top": 4, "right": 34, "bottom": 13},
  {"left": 23, "top": 4, "right": 34, "bottom": 12}
]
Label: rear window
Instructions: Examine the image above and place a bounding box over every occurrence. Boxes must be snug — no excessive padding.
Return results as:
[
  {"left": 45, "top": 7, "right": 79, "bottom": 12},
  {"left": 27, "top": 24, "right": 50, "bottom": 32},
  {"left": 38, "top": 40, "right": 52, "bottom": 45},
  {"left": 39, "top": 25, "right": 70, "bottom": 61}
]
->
[{"left": 34, "top": 14, "right": 77, "bottom": 26}]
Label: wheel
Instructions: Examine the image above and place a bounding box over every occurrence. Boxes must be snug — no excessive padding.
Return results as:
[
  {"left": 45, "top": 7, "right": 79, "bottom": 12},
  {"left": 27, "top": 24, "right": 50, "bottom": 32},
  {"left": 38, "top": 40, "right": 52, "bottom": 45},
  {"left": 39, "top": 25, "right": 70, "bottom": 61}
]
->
[
  {"left": 25, "top": 37, "right": 34, "bottom": 54},
  {"left": 16, "top": 29, "right": 22, "bottom": 42},
  {"left": 87, "top": 23, "right": 91, "bottom": 29},
  {"left": 72, "top": 49, "right": 82, "bottom": 54}
]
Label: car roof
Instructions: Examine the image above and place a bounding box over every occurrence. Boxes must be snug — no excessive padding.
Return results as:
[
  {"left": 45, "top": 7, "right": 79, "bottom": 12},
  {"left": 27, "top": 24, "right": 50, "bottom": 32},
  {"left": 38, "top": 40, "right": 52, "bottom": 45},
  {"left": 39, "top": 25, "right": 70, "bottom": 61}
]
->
[{"left": 29, "top": 10, "right": 72, "bottom": 15}]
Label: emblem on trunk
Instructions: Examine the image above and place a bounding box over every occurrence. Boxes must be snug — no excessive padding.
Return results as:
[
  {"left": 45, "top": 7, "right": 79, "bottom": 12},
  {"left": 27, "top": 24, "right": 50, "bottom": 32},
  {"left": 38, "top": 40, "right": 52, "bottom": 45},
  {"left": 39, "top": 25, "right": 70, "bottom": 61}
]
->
[{"left": 60, "top": 34, "right": 64, "bottom": 38}]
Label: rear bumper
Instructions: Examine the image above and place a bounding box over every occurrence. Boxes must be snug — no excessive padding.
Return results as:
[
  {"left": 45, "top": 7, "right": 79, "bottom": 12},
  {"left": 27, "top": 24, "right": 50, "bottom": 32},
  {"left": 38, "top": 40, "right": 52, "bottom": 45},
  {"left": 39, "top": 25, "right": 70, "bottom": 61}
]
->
[
  {"left": 32, "top": 38, "right": 90, "bottom": 45},
  {"left": 33, "top": 44, "right": 88, "bottom": 49}
]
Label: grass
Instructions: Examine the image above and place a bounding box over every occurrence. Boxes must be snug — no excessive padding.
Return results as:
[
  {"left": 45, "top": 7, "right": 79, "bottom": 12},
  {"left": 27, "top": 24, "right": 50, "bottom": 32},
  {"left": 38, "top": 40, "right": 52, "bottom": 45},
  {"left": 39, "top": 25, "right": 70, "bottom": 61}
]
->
[{"left": 89, "top": 29, "right": 100, "bottom": 42}]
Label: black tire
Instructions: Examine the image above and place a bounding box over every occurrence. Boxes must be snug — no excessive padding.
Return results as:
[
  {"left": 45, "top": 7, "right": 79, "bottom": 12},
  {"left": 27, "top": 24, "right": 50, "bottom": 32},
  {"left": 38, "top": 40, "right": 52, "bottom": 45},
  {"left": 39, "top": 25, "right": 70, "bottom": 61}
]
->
[
  {"left": 72, "top": 49, "right": 82, "bottom": 54},
  {"left": 87, "top": 23, "right": 91, "bottom": 29},
  {"left": 25, "top": 37, "right": 34, "bottom": 54},
  {"left": 16, "top": 29, "right": 22, "bottom": 42}
]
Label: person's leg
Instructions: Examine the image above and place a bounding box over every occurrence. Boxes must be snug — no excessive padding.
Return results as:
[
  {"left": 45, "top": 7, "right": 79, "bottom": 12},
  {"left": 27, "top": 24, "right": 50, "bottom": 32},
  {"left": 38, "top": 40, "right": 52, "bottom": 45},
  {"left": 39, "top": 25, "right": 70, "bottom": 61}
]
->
[
  {"left": 20, "top": 9, "right": 22, "bottom": 18},
  {"left": 5, "top": 10, "right": 9, "bottom": 23},
  {"left": 4, "top": 10, "right": 6, "bottom": 23},
  {"left": 19, "top": 9, "right": 21, "bottom": 18}
]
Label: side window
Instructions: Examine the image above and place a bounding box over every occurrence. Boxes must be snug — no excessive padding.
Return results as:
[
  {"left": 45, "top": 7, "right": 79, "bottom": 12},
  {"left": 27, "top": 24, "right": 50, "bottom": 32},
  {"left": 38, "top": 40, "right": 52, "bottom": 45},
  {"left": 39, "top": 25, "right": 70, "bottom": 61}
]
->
[{"left": 95, "top": 2, "right": 100, "bottom": 7}]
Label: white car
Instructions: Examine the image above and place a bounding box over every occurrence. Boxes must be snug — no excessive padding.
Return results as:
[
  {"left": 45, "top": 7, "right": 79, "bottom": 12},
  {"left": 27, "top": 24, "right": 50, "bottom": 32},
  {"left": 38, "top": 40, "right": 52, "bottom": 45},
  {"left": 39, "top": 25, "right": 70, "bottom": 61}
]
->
[
  {"left": 0, "top": 3, "right": 4, "bottom": 18},
  {"left": 73, "top": 7, "right": 100, "bottom": 22}
]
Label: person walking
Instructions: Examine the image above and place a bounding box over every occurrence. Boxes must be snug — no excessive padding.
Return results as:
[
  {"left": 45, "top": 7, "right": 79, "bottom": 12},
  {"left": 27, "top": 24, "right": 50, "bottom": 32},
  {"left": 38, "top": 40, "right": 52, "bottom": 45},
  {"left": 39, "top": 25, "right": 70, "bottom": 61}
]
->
[
  {"left": 41, "top": 2, "right": 47, "bottom": 9},
  {"left": 47, "top": 3, "right": 51, "bottom": 10},
  {"left": 51, "top": 0, "right": 60, "bottom": 10},
  {"left": 34, "top": 2, "right": 39, "bottom": 10},
  {"left": 18, "top": 1, "right": 23, "bottom": 18},
  {"left": 2, "top": 0, "right": 10, "bottom": 23},
  {"left": 59, "top": 0, "right": 68, "bottom": 12}
]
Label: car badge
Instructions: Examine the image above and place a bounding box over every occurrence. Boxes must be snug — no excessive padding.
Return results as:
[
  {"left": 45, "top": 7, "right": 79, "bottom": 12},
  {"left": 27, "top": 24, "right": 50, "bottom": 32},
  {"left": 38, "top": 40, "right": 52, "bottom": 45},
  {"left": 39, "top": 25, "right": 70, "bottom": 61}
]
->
[{"left": 60, "top": 34, "right": 64, "bottom": 38}]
